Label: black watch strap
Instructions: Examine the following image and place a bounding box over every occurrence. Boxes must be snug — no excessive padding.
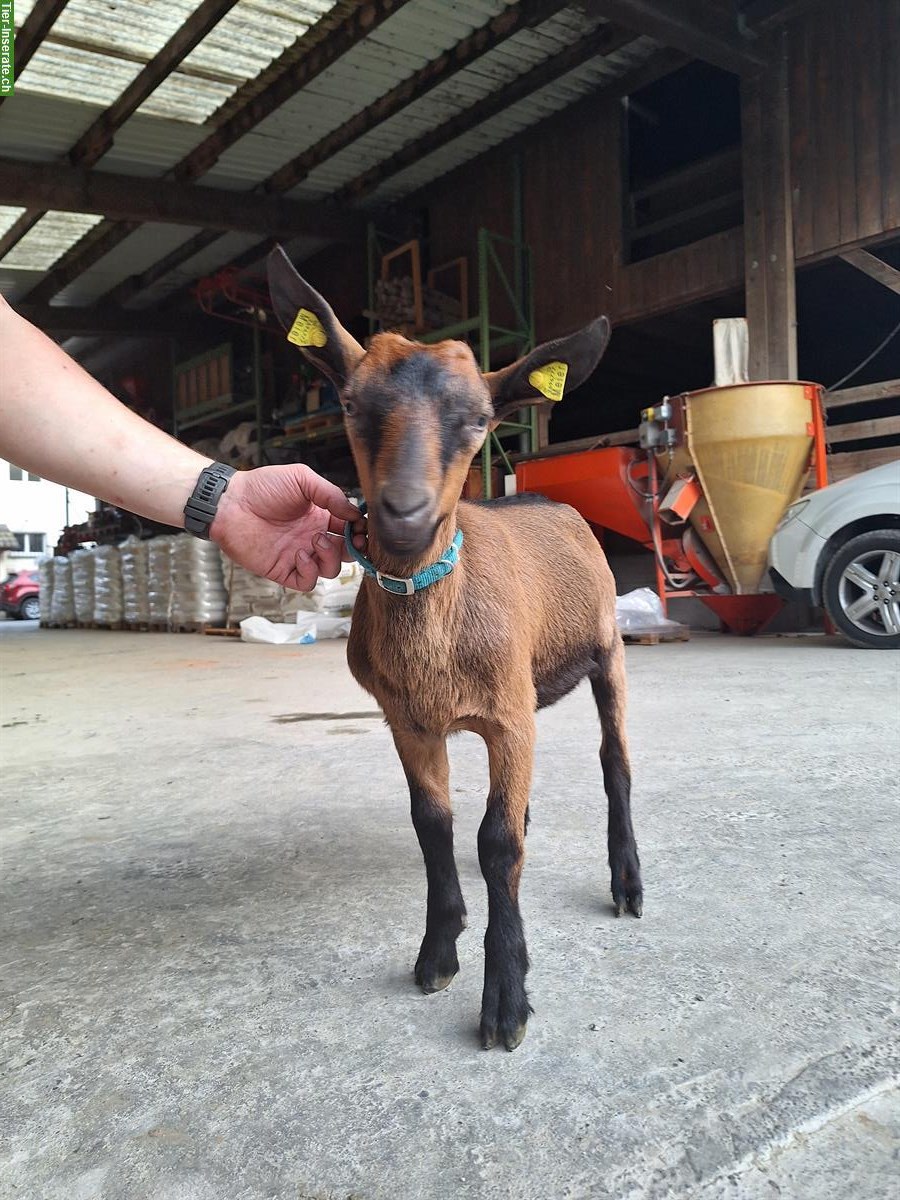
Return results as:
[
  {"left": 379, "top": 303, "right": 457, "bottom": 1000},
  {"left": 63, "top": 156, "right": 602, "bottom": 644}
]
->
[{"left": 183, "top": 462, "right": 236, "bottom": 539}]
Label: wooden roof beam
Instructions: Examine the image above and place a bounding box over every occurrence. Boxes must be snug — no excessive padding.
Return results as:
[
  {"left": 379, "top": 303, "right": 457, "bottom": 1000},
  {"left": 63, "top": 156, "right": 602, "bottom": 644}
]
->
[
  {"left": 95, "top": 0, "right": 572, "bottom": 306},
  {"left": 337, "top": 23, "right": 639, "bottom": 204},
  {"left": 14, "top": 302, "right": 213, "bottom": 337},
  {"left": 0, "top": 157, "right": 363, "bottom": 241},
  {"left": 261, "top": 0, "right": 572, "bottom": 195},
  {"left": 0, "top": 0, "right": 70, "bottom": 110},
  {"left": 839, "top": 248, "right": 900, "bottom": 295},
  {"left": 68, "top": 0, "right": 242, "bottom": 167},
  {"left": 582, "top": 0, "right": 766, "bottom": 73},
  {"left": 0, "top": 0, "right": 241, "bottom": 262},
  {"left": 19, "top": 0, "right": 413, "bottom": 303}
]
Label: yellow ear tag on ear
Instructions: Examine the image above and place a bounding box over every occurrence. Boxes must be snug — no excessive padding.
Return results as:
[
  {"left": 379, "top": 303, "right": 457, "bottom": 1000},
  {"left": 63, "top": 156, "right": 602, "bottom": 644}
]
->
[
  {"left": 287, "top": 308, "right": 327, "bottom": 348},
  {"left": 528, "top": 360, "right": 568, "bottom": 402}
]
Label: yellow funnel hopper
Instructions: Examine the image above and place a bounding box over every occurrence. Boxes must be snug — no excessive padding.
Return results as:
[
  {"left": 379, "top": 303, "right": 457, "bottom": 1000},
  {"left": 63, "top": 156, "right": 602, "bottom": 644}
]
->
[{"left": 671, "top": 383, "right": 818, "bottom": 594}]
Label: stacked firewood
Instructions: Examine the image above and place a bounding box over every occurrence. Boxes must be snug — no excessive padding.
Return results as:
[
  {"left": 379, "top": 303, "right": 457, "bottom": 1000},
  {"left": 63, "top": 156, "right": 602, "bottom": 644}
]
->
[{"left": 375, "top": 277, "right": 461, "bottom": 331}]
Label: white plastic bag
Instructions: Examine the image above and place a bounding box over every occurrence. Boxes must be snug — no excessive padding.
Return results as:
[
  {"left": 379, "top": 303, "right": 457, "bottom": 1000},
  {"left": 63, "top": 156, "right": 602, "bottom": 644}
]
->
[
  {"left": 70, "top": 547, "right": 95, "bottom": 623},
  {"left": 240, "top": 615, "right": 316, "bottom": 644},
  {"left": 295, "top": 611, "right": 351, "bottom": 639},
  {"left": 615, "top": 587, "right": 685, "bottom": 633},
  {"left": 93, "top": 544, "right": 123, "bottom": 625}
]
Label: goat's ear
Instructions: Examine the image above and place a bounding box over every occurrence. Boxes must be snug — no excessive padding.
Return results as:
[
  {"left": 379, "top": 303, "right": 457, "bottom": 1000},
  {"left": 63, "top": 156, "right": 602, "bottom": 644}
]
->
[
  {"left": 484, "top": 317, "right": 611, "bottom": 426},
  {"left": 267, "top": 245, "right": 365, "bottom": 388}
]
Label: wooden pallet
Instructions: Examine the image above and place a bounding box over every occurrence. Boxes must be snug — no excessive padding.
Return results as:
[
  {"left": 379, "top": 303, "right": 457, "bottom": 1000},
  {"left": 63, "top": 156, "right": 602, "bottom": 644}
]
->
[
  {"left": 92, "top": 621, "right": 124, "bottom": 631},
  {"left": 123, "top": 621, "right": 152, "bottom": 632},
  {"left": 202, "top": 625, "right": 242, "bottom": 638},
  {"left": 622, "top": 627, "right": 690, "bottom": 645}
]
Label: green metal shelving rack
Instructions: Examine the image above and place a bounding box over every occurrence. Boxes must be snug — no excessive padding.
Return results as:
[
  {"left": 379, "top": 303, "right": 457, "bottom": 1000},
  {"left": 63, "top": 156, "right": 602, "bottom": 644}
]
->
[{"left": 368, "top": 222, "right": 537, "bottom": 497}]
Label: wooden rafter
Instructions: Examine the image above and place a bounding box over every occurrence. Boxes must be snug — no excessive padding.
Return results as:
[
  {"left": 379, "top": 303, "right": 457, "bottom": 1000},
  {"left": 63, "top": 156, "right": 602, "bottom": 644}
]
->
[
  {"left": 91, "top": 0, "right": 574, "bottom": 307},
  {"left": 68, "top": 0, "right": 242, "bottom": 167},
  {"left": 582, "top": 0, "right": 765, "bottom": 73},
  {"left": 0, "top": 0, "right": 69, "bottom": 110},
  {"left": 839, "top": 248, "right": 900, "bottom": 295},
  {"left": 408, "top": 46, "right": 687, "bottom": 209},
  {"left": 21, "top": 0, "right": 413, "bottom": 305},
  {"left": 261, "top": 0, "right": 571, "bottom": 195},
  {"left": 123, "top": 47, "right": 688, "bottom": 318},
  {"left": 14, "top": 303, "right": 214, "bottom": 337},
  {"left": 0, "top": 157, "right": 362, "bottom": 241},
  {"left": 0, "top": 0, "right": 241, "bottom": 263},
  {"left": 337, "top": 24, "right": 638, "bottom": 204}
]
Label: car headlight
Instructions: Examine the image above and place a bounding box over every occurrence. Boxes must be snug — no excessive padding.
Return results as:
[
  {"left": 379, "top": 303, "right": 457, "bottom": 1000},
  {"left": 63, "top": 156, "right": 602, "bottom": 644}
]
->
[{"left": 775, "top": 499, "right": 810, "bottom": 532}]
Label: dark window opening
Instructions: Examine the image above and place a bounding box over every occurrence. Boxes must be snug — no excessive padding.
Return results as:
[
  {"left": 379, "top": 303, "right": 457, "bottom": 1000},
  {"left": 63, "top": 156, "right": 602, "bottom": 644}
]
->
[
  {"left": 9, "top": 464, "right": 23, "bottom": 480},
  {"left": 28, "top": 472, "right": 41, "bottom": 482},
  {"left": 624, "top": 62, "right": 743, "bottom": 263}
]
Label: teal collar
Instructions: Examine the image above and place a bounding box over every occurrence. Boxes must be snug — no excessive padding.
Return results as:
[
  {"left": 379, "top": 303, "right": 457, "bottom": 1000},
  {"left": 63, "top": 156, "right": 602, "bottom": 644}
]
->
[{"left": 344, "top": 502, "right": 463, "bottom": 596}]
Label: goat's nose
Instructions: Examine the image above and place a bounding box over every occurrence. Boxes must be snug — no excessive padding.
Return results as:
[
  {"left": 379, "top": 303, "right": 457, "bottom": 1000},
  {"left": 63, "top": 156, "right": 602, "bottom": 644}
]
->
[{"left": 380, "top": 486, "right": 431, "bottom": 520}]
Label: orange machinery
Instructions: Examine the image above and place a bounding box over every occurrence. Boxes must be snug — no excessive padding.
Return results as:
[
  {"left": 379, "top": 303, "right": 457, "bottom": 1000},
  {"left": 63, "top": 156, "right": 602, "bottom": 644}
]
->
[{"left": 516, "top": 382, "right": 828, "bottom": 635}]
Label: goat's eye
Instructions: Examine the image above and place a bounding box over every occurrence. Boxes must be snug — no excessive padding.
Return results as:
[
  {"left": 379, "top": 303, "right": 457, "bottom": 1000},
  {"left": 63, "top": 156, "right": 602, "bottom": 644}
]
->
[
  {"left": 475, "top": 414, "right": 489, "bottom": 429},
  {"left": 342, "top": 400, "right": 356, "bottom": 416}
]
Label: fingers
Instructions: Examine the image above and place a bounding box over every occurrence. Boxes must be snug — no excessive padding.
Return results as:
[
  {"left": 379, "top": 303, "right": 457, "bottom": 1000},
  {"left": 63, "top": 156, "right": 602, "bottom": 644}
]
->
[
  {"left": 296, "top": 466, "right": 359, "bottom": 522},
  {"left": 326, "top": 512, "right": 366, "bottom": 537},
  {"left": 311, "top": 532, "right": 342, "bottom": 580},
  {"left": 289, "top": 549, "right": 319, "bottom": 593}
]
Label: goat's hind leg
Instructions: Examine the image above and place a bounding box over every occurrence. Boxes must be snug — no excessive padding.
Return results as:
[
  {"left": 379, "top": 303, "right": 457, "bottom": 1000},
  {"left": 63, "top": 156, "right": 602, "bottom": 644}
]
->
[
  {"left": 590, "top": 637, "right": 643, "bottom": 918},
  {"left": 393, "top": 730, "right": 467, "bottom": 994}
]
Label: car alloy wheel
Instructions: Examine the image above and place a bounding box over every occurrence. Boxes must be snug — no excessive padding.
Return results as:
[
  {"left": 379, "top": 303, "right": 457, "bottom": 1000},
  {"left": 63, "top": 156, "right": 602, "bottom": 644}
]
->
[{"left": 823, "top": 530, "right": 900, "bottom": 649}]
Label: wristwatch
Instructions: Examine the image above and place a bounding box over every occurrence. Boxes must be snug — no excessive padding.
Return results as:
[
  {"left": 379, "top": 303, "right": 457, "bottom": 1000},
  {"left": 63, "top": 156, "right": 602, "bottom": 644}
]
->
[{"left": 183, "top": 462, "right": 236, "bottom": 539}]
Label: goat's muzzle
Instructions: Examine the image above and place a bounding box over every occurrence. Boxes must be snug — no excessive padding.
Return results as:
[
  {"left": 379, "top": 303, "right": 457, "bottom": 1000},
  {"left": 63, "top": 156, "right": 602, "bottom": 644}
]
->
[{"left": 375, "top": 484, "right": 438, "bottom": 558}]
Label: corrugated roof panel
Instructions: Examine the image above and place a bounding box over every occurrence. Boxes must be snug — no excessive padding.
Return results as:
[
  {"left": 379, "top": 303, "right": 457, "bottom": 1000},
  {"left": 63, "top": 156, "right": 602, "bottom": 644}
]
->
[
  {"left": 51, "top": 223, "right": 207, "bottom": 306},
  {"left": 203, "top": 0, "right": 514, "bottom": 187},
  {"left": 284, "top": 15, "right": 649, "bottom": 201},
  {"left": 353, "top": 35, "right": 662, "bottom": 205},
  {"left": 13, "top": 1, "right": 198, "bottom": 108},
  {"left": 13, "top": 0, "right": 343, "bottom": 125},
  {"left": 2, "top": 212, "right": 105, "bottom": 272},
  {"left": 0, "top": 207, "right": 28, "bottom": 238},
  {"left": 126, "top": 229, "right": 271, "bottom": 307},
  {"left": 141, "top": 1, "right": 340, "bottom": 123},
  {"left": 94, "top": 116, "right": 209, "bottom": 178},
  {"left": 0, "top": 93, "right": 102, "bottom": 162}
]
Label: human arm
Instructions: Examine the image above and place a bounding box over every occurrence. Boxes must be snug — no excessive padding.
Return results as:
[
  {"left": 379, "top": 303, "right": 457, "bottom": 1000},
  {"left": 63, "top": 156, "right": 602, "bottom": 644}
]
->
[{"left": 0, "top": 295, "right": 363, "bottom": 589}]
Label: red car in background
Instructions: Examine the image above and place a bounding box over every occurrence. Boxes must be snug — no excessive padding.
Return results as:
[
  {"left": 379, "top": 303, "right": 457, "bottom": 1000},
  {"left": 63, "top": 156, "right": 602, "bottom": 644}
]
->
[{"left": 0, "top": 570, "right": 41, "bottom": 620}]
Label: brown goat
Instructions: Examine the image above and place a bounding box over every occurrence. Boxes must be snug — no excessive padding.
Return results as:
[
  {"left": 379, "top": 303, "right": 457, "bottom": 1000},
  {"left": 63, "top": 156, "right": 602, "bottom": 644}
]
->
[{"left": 268, "top": 247, "right": 642, "bottom": 1051}]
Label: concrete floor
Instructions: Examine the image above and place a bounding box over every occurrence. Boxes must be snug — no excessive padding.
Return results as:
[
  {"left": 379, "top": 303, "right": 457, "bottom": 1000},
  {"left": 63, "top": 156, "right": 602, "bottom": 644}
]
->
[{"left": 1, "top": 623, "right": 898, "bottom": 1200}]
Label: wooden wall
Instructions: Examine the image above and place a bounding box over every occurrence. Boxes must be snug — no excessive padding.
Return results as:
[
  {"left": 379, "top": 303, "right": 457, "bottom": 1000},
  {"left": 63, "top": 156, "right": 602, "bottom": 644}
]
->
[
  {"left": 789, "top": 0, "right": 900, "bottom": 260},
  {"left": 420, "top": 0, "right": 899, "bottom": 343}
]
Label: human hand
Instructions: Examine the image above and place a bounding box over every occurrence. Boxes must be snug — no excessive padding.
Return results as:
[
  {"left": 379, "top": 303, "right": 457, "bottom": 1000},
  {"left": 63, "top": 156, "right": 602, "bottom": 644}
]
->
[{"left": 209, "top": 463, "right": 366, "bottom": 591}]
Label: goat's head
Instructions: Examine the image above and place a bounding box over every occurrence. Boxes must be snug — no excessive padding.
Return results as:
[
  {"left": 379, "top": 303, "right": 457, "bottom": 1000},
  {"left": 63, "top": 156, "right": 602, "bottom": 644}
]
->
[{"left": 268, "top": 245, "right": 611, "bottom": 560}]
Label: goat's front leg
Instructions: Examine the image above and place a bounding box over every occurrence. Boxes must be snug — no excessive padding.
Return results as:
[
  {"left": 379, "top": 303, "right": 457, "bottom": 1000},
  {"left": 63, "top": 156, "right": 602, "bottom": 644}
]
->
[
  {"left": 393, "top": 729, "right": 467, "bottom": 994},
  {"left": 479, "top": 722, "right": 534, "bottom": 1051}
]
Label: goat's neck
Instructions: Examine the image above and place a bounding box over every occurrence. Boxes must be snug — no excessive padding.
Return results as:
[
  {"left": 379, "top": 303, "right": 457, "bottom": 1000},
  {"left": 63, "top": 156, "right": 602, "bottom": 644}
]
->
[{"left": 364, "top": 504, "right": 463, "bottom": 613}]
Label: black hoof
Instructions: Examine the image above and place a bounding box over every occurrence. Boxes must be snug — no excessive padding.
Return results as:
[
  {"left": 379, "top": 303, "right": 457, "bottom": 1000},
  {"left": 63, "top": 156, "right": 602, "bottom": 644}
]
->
[
  {"left": 613, "top": 893, "right": 643, "bottom": 918},
  {"left": 610, "top": 844, "right": 643, "bottom": 919},
  {"left": 415, "top": 938, "right": 460, "bottom": 994},
  {"left": 479, "top": 995, "right": 531, "bottom": 1051}
]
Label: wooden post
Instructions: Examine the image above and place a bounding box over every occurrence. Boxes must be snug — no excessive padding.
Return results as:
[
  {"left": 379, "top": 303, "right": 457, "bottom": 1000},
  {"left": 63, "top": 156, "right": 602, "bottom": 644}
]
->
[{"left": 741, "top": 29, "right": 797, "bottom": 380}]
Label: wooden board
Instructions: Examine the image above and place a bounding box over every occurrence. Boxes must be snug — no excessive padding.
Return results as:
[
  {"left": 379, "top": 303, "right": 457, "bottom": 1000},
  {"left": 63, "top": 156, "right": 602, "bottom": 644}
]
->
[
  {"left": 622, "top": 627, "right": 691, "bottom": 645},
  {"left": 828, "top": 446, "right": 900, "bottom": 481}
]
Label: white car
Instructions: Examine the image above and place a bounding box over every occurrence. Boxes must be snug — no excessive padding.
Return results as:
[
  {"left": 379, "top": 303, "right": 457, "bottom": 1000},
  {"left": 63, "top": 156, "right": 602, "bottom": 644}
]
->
[{"left": 768, "top": 460, "right": 900, "bottom": 649}]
